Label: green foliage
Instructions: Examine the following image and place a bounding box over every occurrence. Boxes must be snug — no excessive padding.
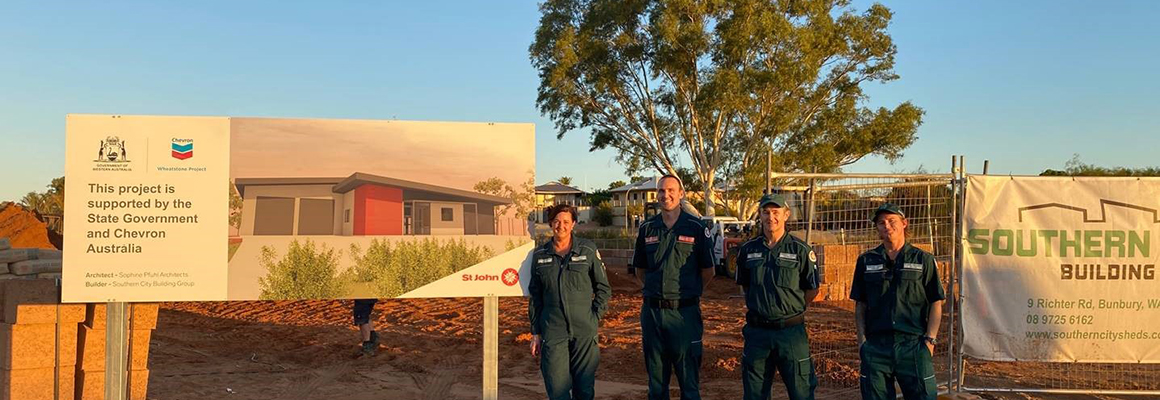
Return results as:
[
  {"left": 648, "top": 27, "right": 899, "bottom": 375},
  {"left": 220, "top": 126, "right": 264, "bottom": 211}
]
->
[
  {"left": 475, "top": 172, "right": 537, "bottom": 220},
  {"left": 258, "top": 240, "right": 345, "bottom": 300},
  {"left": 592, "top": 201, "right": 615, "bottom": 226},
  {"left": 20, "top": 176, "right": 64, "bottom": 216},
  {"left": 1041, "top": 155, "right": 1160, "bottom": 177},
  {"left": 584, "top": 189, "right": 612, "bottom": 206},
  {"left": 344, "top": 239, "right": 496, "bottom": 298},
  {"left": 607, "top": 180, "right": 626, "bottom": 190},
  {"left": 531, "top": 0, "right": 923, "bottom": 217},
  {"left": 557, "top": 176, "right": 573, "bottom": 185}
]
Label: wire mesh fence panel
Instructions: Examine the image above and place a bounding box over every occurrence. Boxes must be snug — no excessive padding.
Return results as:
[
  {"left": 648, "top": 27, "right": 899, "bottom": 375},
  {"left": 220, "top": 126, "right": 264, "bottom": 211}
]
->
[{"left": 767, "top": 173, "right": 959, "bottom": 399}]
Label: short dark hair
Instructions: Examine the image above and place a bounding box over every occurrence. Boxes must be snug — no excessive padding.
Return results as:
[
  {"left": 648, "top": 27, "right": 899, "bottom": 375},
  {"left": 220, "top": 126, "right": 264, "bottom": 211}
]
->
[
  {"left": 547, "top": 204, "right": 578, "bottom": 223},
  {"left": 658, "top": 174, "right": 683, "bottom": 188}
]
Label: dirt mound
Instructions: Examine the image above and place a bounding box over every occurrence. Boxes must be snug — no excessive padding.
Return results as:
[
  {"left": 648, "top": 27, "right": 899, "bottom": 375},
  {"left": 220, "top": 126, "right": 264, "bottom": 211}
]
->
[{"left": 0, "top": 202, "right": 58, "bottom": 250}]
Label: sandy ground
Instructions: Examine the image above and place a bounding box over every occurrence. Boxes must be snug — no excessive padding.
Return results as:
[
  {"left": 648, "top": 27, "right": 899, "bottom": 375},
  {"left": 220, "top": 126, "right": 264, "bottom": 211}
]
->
[{"left": 147, "top": 264, "right": 1149, "bottom": 400}]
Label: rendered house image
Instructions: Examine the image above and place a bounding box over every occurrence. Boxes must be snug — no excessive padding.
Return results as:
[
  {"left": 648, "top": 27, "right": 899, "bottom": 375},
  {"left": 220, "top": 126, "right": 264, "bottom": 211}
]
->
[{"left": 234, "top": 173, "right": 512, "bottom": 236}]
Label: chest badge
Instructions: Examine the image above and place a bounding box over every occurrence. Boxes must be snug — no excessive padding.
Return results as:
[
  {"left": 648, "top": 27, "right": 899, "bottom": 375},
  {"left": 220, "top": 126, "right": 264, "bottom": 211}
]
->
[
  {"left": 779, "top": 252, "right": 797, "bottom": 260},
  {"left": 677, "top": 235, "right": 695, "bottom": 244},
  {"left": 747, "top": 252, "right": 763, "bottom": 260},
  {"left": 903, "top": 263, "right": 923, "bottom": 271},
  {"left": 571, "top": 255, "right": 588, "bottom": 262},
  {"left": 645, "top": 236, "right": 659, "bottom": 244},
  {"left": 866, "top": 264, "right": 884, "bottom": 272}
]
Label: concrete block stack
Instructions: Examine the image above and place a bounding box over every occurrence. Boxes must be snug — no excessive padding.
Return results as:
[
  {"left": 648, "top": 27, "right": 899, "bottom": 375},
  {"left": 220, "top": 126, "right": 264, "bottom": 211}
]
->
[
  {"left": 812, "top": 244, "right": 864, "bottom": 302},
  {"left": 0, "top": 279, "right": 85, "bottom": 400},
  {"left": 0, "top": 238, "right": 63, "bottom": 280},
  {"left": 812, "top": 242, "right": 947, "bottom": 303},
  {"left": 74, "top": 303, "right": 158, "bottom": 400}
]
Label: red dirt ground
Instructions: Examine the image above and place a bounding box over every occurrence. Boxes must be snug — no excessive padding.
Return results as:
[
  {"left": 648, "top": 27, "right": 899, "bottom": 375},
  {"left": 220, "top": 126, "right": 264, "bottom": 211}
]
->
[{"left": 144, "top": 263, "right": 1145, "bottom": 399}]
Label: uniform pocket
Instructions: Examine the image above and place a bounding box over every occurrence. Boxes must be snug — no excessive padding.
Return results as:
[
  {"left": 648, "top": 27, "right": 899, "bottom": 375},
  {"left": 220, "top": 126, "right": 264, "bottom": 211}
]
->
[{"left": 775, "top": 258, "right": 800, "bottom": 289}]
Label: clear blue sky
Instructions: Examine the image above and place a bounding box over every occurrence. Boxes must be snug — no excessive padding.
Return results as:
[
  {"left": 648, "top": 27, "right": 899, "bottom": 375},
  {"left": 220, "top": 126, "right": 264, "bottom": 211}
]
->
[{"left": 2, "top": 1, "right": 1158, "bottom": 201}]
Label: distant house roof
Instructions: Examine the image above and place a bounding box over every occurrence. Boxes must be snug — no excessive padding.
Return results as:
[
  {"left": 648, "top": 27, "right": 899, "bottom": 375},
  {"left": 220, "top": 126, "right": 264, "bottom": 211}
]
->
[
  {"left": 610, "top": 176, "right": 660, "bottom": 192},
  {"left": 535, "top": 182, "right": 585, "bottom": 195},
  {"left": 234, "top": 173, "right": 511, "bottom": 205}
]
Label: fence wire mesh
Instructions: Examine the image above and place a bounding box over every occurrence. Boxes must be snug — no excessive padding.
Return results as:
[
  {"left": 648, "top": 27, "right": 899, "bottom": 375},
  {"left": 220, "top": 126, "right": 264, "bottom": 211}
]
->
[{"left": 768, "top": 173, "right": 959, "bottom": 398}]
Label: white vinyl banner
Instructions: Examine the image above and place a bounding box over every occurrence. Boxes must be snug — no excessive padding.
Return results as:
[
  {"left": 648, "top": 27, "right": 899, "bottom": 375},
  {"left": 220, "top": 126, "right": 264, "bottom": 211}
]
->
[{"left": 963, "top": 175, "right": 1160, "bottom": 362}]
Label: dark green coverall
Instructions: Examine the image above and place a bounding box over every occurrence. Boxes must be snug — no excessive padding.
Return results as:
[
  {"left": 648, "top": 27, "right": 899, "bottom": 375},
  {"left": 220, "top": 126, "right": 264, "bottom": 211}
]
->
[
  {"left": 850, "top": 243, "right": 945, "bottom": 400},
  {"left": 632, "top": 211, "right": 714, "bottom": 400},
  {"left": 528, "top": 236, "right": 612, "bottom": 400},
  {"left": 735, "top": 233, "right": 819, "bottom": 400}
]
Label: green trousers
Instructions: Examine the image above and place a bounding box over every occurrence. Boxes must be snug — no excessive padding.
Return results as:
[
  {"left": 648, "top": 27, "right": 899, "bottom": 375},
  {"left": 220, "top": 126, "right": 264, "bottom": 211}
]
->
[
  {"left": 540, "top": 336, "right": 600, "bottom": 400},
  {"left": 741, "top": 323, "right": 817, "bottom": 400},
  {"left": 641, "top": 304, "right": 703, "bottom": 400},
  {"left": 859, "top": 334, "right": 937, "bottom": 400}
]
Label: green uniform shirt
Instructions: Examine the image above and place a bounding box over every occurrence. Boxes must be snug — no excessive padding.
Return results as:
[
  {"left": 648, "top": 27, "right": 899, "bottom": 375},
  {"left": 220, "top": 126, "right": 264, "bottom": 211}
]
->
[
  {"left": 632, "top": 211, "right": 715, "bottom": 299},
  {"left": 528, "top": 236, "right": 612, "bottom": 340},
  {"left": 849, "top": 243, "right": 946, "bottom": 336},
  {"left": 735, "top": 233, "right": 819, "bottom": 322}
]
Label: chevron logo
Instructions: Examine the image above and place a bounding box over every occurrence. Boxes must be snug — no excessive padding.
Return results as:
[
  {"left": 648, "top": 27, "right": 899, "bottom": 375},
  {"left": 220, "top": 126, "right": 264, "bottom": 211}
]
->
[{"left": 171, "top": 141, "right": 193, "bottom": 160}]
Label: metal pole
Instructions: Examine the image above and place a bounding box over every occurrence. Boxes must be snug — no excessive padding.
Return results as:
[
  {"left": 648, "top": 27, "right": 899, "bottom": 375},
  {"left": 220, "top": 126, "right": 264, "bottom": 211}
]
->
[
  {"left": 946, "top": 156, "right": 958, "bottom": 391},
  {"left": 956, "top": 156, "right": 967, "bottom": 391},
  {"left": 982, "top": 160, "right": 989, "bottom": 175},
  {"left": 105, "top": 302, "right": 129, "bottom": 400},
  {"left": 805, "top": 177, "right": 816, "bottom": 244},
  {"left": 482, "top": 295, "right": 499, "bottom": 400}
]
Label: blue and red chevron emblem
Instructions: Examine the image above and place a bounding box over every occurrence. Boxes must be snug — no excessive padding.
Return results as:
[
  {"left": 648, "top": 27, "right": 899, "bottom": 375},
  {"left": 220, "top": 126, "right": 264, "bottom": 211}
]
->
[{"left": 171, "top": 142, "right": 193, "bottom": 160}]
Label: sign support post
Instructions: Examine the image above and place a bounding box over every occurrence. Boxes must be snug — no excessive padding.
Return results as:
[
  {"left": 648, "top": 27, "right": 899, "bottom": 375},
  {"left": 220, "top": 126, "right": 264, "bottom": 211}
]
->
[
  {"left": 483, "top": 295, "right": 499, "bottom": 400},
  {"left": 105, "top": 302, "right": 129, "bottom": 400}
]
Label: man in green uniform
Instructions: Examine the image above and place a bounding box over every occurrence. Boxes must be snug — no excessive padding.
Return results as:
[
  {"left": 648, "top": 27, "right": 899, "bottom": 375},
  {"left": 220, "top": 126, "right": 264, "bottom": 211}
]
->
[
  {"left": 631, "top": 174, "right": 715, "bottom": 400},
  {"left": 735, "top": 194, "right": 819, "bottom": 400},
  {"left": 851, "top": 203, "right": 945, "bottom": 400},
  {"left": 529, "top": 204, "right": 612, "bottom": 400}
]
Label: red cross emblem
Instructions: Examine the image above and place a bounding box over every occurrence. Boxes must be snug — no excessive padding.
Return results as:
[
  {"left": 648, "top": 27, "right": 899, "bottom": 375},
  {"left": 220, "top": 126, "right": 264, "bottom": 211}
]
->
[{"left": 501, "top": 268, "right": 520, "bottom": 286}]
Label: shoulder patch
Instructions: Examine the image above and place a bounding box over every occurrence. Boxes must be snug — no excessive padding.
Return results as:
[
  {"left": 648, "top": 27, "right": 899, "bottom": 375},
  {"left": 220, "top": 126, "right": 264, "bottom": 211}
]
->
[
  {"left": 705, "top": 227, "right": 712, "bottom": 238},
  {"left": 808, "top": 250, "right": 817, "bottom": 263}
]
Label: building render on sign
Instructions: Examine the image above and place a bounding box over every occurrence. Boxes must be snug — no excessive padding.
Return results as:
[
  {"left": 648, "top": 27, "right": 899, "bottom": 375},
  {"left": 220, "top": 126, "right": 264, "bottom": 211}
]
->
[{"left": 234, "top": 173, "right": 512, "bottom": 236}]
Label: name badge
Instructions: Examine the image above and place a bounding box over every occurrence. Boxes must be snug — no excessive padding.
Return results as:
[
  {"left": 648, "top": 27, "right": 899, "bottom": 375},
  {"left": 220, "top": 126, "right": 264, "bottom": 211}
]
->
[
  {"left": 537, "top": 258, "right": 553, "bottom": 264},
  {"left": 677, "top": 235, "right": 695, "bottom": 244},
  {"left": 571, "top": 255, "right": 588, "bottom": 262},
  {"left": 645, "top": 236, "right": 659, "bottom": 244},
  {"left": 866, "top": 264, "right": 884, "bottom": 272},
  {"left": 779, "top": 253, "right": 797, "bottom": 260},
  {"left": 903, "top": 263, "right": 923, "bottom": 271},
  {"left": 747, "top": 253, "right": 763, "bottom": 260}
]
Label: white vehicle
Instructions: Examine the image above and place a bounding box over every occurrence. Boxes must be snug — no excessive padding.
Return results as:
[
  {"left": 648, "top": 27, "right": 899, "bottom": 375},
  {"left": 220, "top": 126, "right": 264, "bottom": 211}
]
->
[{"left": 700, "top": 216, "right": 757, "bottom": 276}]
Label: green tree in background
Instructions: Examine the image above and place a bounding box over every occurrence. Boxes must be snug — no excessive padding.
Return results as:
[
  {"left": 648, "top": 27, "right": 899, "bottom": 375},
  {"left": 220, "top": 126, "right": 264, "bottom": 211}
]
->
[
  {"left": 532, "top": 0, "right": 923, "bottom": 217},
  {"left": 1041, "top": 155, "right": 1160, "bottom": 177}
]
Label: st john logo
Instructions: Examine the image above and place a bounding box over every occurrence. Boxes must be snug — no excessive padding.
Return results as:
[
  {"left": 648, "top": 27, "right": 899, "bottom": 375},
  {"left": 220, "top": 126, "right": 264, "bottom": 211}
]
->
[{"left": 171, "top": 139, "right": 193, "bottom": 160}]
